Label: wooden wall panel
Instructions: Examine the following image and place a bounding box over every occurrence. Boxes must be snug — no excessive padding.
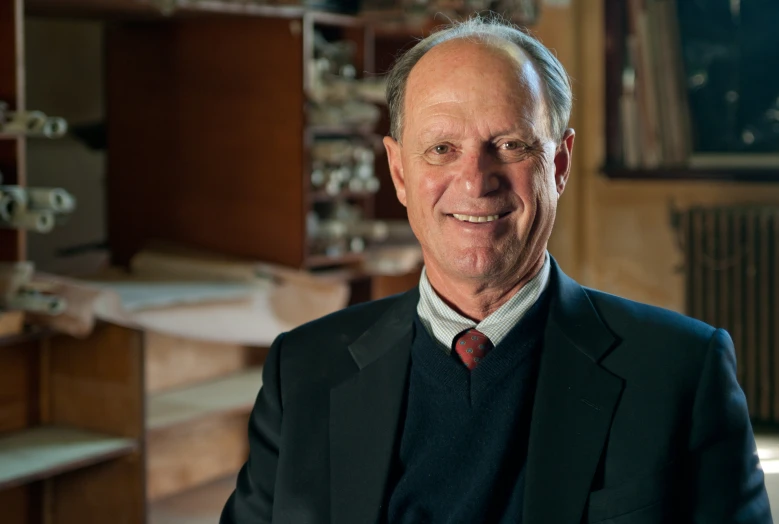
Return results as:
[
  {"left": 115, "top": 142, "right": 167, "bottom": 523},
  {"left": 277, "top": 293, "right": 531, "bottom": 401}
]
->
[
  {"left": 0, "top": 484, "right": 37, "bottom": 524},
  {"left": 146, "top": 411, "right": 250, "bottom": 501},
  {"left": 145, "top": 332, "right": 266, "bottom": 393},
  {"left": 148, "top": 474, "right": 236, "bottom": 524},
  {"left": 46, "top": 324, "right": 144, "bottom": 439},
  {"left": 530, "top": 6, "right": 583, "bottom": 282},
  {"left": 0, "top": 341, "right": 39, "bottom": 433},
  {"left": 104, "top": 20, "right": 175, "bottom": 267},
  {"left": 107, "top": 16, "right": 306, "bottom": 267},
  {"left": 50, "top": 453, "right": 145, "bottom": 524}
]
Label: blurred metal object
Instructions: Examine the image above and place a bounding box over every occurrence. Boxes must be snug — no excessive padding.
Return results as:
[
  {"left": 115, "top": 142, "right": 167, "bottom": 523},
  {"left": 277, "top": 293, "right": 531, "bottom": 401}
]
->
[
  {"left": 307, "top": 30, "right": 387, "bottom": 129},
  {"left": 0, "top": 261, "right": 66, "bottom": 316},
  {"left": 311, "top": 139, "right": 380, "bottom": 196},
  {"left": 5, "top": 288, "right": 66, "bottom": 315},
  {"left": 0, "top": 186, "right": 26, "bottom": 223},
  {"left": 307, "top": 202, "right": 390, "bottom": 256},
  {"left": 9, "top": 209, "right": 56, "bottom": 234},
  {"left": 308, "top": 100, "right": 381, "bottom": 129},
  {"left": 0, "top": 185, "right": 76, "bottom": 233},
  {"left": 0, "top": 261, "right": 34, "bottom": 303},
  {"left": 1, "top": 109, "right": 68, "bottom": 138},
  {"left": 27, "top": 187, "right": 76, "bottom": 213}
]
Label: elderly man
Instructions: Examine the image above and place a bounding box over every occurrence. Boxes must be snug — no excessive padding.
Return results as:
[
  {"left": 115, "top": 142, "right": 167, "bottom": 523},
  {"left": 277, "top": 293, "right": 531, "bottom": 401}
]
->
[{"left": 221, "top": 16, "right": 771, "bottom": 524}]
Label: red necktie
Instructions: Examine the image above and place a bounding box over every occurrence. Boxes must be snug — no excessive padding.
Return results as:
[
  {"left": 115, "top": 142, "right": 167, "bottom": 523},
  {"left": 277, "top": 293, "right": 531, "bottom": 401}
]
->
[{"left": 453, "top": 328, "right": 494, "bottom": 370}]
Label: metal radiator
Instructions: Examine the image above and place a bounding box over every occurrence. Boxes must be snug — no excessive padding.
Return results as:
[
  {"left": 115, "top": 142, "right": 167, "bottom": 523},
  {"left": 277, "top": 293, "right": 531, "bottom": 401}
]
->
[{"left": 678, "top": 206, "right": 779, "bottom": 422}]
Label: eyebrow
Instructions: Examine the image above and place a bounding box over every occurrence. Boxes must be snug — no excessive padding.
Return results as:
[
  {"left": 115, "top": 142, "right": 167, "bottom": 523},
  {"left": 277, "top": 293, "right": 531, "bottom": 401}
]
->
[{"left": 416, "top": 127, "right": 457, "bottom": 144}]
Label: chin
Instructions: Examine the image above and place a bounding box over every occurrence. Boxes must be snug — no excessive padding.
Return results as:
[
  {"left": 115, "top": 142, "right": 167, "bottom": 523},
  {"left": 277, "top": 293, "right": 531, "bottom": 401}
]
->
[{"left": 446, "top": 249, "right": 504, "bottom": 280}]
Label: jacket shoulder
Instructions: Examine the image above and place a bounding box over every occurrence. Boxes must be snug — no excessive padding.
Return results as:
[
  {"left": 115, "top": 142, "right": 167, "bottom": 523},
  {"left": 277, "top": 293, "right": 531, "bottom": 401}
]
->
[
  {"left": 273, "top": 291, "right": 414, "bottom": 397},
  {"left": 285, "top": 291, "right": 411, "bottom": 344},
  {"left": 583, "top": 287, "right": 717, "bottom": 346}
]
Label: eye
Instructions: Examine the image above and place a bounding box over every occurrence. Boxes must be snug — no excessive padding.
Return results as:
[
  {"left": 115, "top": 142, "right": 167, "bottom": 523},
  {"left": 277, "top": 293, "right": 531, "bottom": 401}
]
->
[
  {"left": 500, "top": 140, "right": 521, "bottom": 151},
  {"left": 433, "top": 144, "right": 451, "bottom": 155}
]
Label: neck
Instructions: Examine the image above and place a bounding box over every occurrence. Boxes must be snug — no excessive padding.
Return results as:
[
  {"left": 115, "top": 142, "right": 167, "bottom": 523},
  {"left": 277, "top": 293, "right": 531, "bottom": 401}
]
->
[{"left": 425, "top": 253, "right": 546, "bottom": 322}]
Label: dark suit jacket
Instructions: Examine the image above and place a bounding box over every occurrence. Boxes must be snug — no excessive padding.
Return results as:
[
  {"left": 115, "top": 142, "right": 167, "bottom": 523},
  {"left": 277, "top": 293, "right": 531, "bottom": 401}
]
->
[{"left": 221, "top": 259, "right": 772, "bottom": 523}]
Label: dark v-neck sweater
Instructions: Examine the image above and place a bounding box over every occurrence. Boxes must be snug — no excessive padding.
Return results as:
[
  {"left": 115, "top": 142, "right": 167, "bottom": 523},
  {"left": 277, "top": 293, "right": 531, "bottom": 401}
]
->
[{"left": 385, "top": 291, "right": 550, "bottom": 524}]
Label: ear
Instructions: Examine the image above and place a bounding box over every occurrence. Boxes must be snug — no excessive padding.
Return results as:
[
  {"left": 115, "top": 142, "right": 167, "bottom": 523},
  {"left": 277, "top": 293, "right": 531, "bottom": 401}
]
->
[
  {"left": 383, "top": 136, "right": 407, "bottom": 207},
  {"left": 554, "top": 128, "right": 575, "bottom": 197}
]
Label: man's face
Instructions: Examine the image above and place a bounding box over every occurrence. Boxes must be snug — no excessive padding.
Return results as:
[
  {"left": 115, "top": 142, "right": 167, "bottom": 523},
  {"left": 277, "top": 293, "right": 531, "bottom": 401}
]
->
[{"left": 384, "top": 39, "right": 574, "bottom": 288}]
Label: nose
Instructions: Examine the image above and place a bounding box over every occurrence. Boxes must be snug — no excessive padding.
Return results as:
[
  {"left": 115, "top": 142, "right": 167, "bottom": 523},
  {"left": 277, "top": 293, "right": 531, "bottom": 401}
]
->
[{"left": 455, "top": 149, "right": 501, "bottom": 197}]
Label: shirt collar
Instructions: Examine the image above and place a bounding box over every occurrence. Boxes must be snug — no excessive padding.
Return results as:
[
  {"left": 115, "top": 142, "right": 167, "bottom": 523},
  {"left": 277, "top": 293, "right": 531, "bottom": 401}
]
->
[{"left": 416, "top": 252, "right": 551, "bottom": 353}]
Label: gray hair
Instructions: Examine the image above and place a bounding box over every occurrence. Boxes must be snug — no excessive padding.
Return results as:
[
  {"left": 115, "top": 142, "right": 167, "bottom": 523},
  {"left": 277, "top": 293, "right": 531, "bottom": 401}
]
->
[{"left": 385, "top": 14, "right": 572, "bottom": 143}]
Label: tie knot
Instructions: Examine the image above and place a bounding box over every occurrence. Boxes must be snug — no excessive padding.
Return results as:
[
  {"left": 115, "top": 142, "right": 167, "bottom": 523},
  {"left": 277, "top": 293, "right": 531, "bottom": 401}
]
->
[{"left": 453, "top": 328, "right": 494, "bottom": 370}]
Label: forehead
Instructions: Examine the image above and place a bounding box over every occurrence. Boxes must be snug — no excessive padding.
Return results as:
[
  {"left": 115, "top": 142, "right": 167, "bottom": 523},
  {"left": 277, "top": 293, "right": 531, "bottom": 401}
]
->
[{"left": 403, "top": 38, "right": 548, "bottom": 139}]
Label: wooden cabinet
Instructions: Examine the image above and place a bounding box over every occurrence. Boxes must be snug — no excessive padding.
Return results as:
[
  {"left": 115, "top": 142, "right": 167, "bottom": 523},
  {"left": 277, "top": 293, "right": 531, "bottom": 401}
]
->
[
  {"left": 0, "top": 326, "right": 145, "bottom": 524},
  {"left": 105, "top": 11, "right": 382, "bottom": 269},
  {"left": 1, "top": 3, "right": 422, "bottom": 522},
  {"left": 0, "top": 322, "right": 267, "bottom": 524}
]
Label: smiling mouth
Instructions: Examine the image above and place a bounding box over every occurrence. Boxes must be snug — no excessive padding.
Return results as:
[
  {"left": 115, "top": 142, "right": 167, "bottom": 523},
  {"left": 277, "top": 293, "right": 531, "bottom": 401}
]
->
[{"left": 449, "top": 212, "right": 510, "bottom": 223}]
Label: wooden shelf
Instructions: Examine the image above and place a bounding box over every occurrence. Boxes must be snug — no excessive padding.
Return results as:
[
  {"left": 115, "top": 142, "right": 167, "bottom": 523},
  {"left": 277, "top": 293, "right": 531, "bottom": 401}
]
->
[
  {"left": 307, "top": 124, "right": 378, "bottom": 137},
  {"left": 146, "top": 367, "right": 263, "bottom": 432},
  {"left": 307, "top": 10, "right": 363, "bottom": 27},
  {"left": 149, "top": 473, "right": 237, "bottom": 524},
  {"left": 0, "top": 425, "right": 137, "bottom": 491},
  {"left": 363, "top": 13, "right": 536, "bottom": 38},
  {"left": 25, "top": 0, "right": 306, "bottom": 19},
  {"left": 304, "top": 251, "right": 364, "bottom": 268},
  {"left": 0, "top": 328, "right": 51, "bottom": 348},
  {"left": 310, "top": 189, "right": 375, "bottom": 202},
  {"left": 602, "top": 165, "right": 779, "bottom": 183}
]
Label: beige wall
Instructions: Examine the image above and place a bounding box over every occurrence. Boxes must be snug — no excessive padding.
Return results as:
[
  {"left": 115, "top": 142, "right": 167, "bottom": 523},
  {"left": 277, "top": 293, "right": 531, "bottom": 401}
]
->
[{"left": 534, "top": 0, "right": 779, "bottom": 314}]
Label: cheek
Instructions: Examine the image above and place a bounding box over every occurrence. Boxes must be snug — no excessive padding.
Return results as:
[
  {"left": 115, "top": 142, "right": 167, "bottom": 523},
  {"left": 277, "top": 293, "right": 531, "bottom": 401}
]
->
[
  {"left": 509, "top": 164, "right": 542, "bottom": 202},
  {"left": 409, "top": 166, "right": 448, "bottom": 212},
  {"left": 526, "top": 155, "right": 557, "bottom": 199}
]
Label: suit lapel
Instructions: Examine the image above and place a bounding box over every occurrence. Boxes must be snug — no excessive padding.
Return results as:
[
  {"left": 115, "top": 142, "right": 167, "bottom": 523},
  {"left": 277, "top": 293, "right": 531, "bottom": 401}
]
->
[
  {"left": 330, "top": 289, "right": 418, "bottom": 524},
  {"left": 524, "top": 261, "right": 625, "bottom": 524}
]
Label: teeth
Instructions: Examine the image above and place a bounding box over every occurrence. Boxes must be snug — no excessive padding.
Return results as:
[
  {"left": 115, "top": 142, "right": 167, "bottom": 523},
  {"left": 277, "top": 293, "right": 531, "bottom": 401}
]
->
[{"left": 453, "top": 213, "right": 500, "bottom": 223}]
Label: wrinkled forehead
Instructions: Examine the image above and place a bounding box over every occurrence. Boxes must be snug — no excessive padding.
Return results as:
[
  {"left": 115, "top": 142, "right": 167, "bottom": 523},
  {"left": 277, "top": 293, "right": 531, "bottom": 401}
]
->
[{"left": 403, "top": 38, "right": 549, "bottom": 137}]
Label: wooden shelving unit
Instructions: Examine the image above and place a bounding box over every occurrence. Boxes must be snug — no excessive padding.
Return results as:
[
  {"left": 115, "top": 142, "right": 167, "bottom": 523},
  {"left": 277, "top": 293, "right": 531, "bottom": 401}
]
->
[
  {"left": 142, "top": 331, "right": 268, "bottom": 504},
  {"left": 25, "top": 0, "right": 307, "bottom": 19},
  {"left": 309, "top": 188, "right": 375, "bottom": 203},
  {"left": 1, "top": 3, "right": 424, "bottom": 522},
  {"left": 149, "top": 474, "right": 237, "bottom": 524},
  {"left": 0, "top": 323, "right": 146, "bottom": 524},
  {"left": 0, "top": 425, "right": 137, "bottom": 490},
  {"left": 104, "top": 10, "right": 382, "bottom": 270},
  {"left": 307, "top": 124, "right": 380, "bottom": 136},
  {"left": 147, "top": 367, "right": 263, "bottom": 431},
  {"left": 0, "top": 2, "right": 146, "bottom": 522}
]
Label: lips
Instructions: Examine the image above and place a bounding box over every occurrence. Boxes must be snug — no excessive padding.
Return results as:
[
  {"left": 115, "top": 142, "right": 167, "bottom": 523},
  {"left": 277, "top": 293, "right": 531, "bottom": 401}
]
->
[
  {"left": 452, "top": 213, "right": 499, "bottom": 223},
  {"left": 448, "top": 211, "right": 511, "bottom": 223}
]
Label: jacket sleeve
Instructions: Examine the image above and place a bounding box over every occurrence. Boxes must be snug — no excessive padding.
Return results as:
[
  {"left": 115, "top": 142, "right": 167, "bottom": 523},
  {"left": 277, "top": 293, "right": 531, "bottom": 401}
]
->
[
  {"left": 689, "top": 328, "right": 773, "bottom": 523},
  {"left": 220, "top": 332, "right": 286, "bottom": 524}
]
